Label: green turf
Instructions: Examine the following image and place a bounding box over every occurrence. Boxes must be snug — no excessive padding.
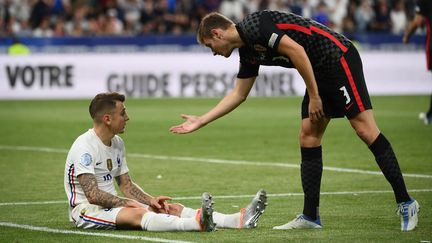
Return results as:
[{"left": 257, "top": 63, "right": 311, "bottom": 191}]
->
[{"left": 0, "top": 96, "right": 431, "bottom": 242}]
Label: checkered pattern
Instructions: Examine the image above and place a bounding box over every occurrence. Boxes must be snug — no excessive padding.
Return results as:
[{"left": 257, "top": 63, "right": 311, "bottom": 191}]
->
[
  {"left": 376, "top": 146, "right": 404, "bottom": 187},
  {"left": 236, "top": 10, "right": 352, "bottom": 74},
  {"left": 301, "top": 157, "right": 323, "bottom": 198},
  {"left": 369, "top": 133, "right": 410, "bottom": 203}
]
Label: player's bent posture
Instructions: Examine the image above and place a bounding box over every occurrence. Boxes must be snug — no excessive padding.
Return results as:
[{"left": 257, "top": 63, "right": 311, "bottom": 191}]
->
[
  {"left": 64, "top": 92, "right": 267, "bottom": 231},
  {"left": 169, "top": 11, "right": 420, "bottom": 231},
  {"left": 403, "top": 0, "right": 432, "bottom": 125}
]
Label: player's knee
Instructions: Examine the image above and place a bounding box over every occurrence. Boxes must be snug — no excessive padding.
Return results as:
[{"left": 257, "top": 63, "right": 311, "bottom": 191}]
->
[
  {"left": 132, "top": 208, "right": 150, "bottom": 228},
  {"left": 168, "top": 203, "right": 184, "bottom": 216},
  {"left": 354, "top": 127, "right": 378, "bottom": 145},
  {"left": 299, "top": 131, "right": 321, "bottom": 147},
  {"left": 117, "top": 207, "right": 149, "bottom": 229}
]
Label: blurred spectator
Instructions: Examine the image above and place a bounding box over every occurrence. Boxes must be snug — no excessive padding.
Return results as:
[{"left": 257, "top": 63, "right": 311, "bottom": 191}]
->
[
  {"left": 313, "top": 1, "right": 330, "bottom": 26},
  {"left": 369, "top": 0, "right": 391, "bottom": 32},
  {"left": 29, "top": 0, "right": 50, "bottom": 29},
  {"left": 140, "top": 0, "right": 156, "bottom": 34},
  {"left": 65, "top": 4, "right": 88, "bottom": 36},
  {"left": 5, "top": 9, "right": 20, "bottom": 35},
  {"left": 118, "top": 0, "right": 142, "bottom": 35},
  {"left": 404, "top": 0, "right": 416, "bottom": 20},
  {"left": 33, "top": 15, "right": 53, "bottom": 37},
  {"left": 355, "top": 0, "right": 374, "bottom": 33},
  {"left": 49, "top": 0, "right": 71, "bottom": 17},
  {"left": 326, "top": 0, "right": 348, "bottom": 32},
  {"left": 268, "top": 0, "right": 291, "bottom": 13},
  {"left": 105, "top": 8, "right": 123, "bottom": 35},
  {"left": 53, "top": 16, "right": 66, "bottom": 36},
  {"left": 0, "top": 0, "right": 425, "bottom": 37},
  {"left": 287, "top": 0, "right": 304, "bottom": 16},
  {"left": 301, "top": 0, "right": 320, "bottom": 19},
  {"left": 390, "top": 0, "right": 407, "bottom": 34},
  {"left": 87, "top": 13, "right": 103, "bottom": 35},
  {"left": 219, "top": 0, "right": 247, "bottom": 23}
]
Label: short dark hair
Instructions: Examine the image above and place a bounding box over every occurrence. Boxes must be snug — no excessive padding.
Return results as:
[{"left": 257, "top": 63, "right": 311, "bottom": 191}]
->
[
  {"left": 89, "top": 92, "right": 125, "bottom": 122},
  {"left": 197, "top": 12, "right": 234, "bottom": 44}
]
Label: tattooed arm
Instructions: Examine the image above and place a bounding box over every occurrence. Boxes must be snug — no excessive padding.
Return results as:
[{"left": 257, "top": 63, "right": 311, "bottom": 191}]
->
[
  {"left": 116, "top": 173, "right": 171, "bottom": 212},
  {"left": 78, "top": 173, "right": 144, "bottom": 208}
]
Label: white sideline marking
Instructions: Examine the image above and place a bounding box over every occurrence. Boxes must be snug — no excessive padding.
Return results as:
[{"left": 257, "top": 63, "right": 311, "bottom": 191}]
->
[
  {"left": 0, "top": 222, "right": 192, "bottom": 243},
  {"left": 1, "top": 189, "right": 431, "bottom": 206},
  {"left": 1, "top": 145, "right": 431, "bottom": 179}
]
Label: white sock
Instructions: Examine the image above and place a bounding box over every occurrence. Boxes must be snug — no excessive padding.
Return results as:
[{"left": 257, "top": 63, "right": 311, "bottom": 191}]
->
[
  {"left": 140, "top": 212, "right": 200, "bottom": 231},
  {"left": 180, "top": 206, "right": 196, "bottom": 218},
  {"left": 180, "top": 207, "right": 241, "bottom": 229},
  {"left": 213, "top": 212, "right": 241, "bottom": 228}
]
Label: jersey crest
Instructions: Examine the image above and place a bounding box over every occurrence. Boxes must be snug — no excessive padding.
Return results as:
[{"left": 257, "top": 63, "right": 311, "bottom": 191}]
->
[
  {"left": 107, "top": 159, "right": 113, "bottom": 171},
  {"left": 254, "top": 44, "right": 267, "bottom": 52}
]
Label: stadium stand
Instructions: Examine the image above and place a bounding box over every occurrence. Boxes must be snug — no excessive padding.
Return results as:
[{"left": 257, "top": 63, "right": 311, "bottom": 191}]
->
[{"left": 0, "top": 0, "right": 426, "bottom": 53}]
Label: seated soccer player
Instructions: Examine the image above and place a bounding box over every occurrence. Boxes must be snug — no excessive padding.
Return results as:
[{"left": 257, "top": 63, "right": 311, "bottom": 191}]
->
[{"left": 64, "top": 92, "right": 267, "bottom": 231}]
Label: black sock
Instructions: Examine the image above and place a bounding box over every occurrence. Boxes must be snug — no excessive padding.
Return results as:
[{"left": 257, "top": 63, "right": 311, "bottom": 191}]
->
[
  {"left": 301, "top": 146, "right": 322, "bottom": 221},
  {"left": 369, "top": 133, "right": 410, "bottom": 203}
]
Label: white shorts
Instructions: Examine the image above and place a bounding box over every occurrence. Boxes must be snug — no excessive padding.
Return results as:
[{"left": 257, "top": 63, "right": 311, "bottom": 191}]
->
[{"left": 70, "top": 203, "right": 122, "bottom": 229}]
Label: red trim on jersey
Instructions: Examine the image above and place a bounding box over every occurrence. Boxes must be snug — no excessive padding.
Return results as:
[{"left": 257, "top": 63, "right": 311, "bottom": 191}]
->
[
  {"left": 425, "top": 18, "right": 431, "bottom": 70},
  {"left": 69, "top": 165, "right": 77, "bottom": 207},
  {"left": 275, "top": 23, "right": 348, "bottom": 52},
  {"left": 340, "top": 56, "right": 365, "bottom": 112},
  {"left": 276, "top": 23, "right": 312, "bottom": 35},
  {"left": 81, "top": 214, "right": 116, "bottom": 226},
  {"left": 310, "top": 26, "right": 348, "bottom": 52}
]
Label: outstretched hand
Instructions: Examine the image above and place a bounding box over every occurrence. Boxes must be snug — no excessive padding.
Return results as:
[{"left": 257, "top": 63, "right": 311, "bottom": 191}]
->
[{"left": 169, "top": 114, "right": 204, "bottom": 134}]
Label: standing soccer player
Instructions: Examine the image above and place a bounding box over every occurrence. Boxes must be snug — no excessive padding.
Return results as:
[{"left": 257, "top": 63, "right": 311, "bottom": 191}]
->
[
  {"left": 403, "top": 0, "right": 432, "bottom": 125},
  {"left": 170, "top": 11, "right": 420, "bottom": 231},
  {"left": 64, "top": 92, "right": 267, "bottom": 231}
]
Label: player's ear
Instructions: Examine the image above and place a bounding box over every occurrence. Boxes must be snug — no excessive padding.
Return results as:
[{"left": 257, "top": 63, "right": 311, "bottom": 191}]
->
[
  {"left": 102, "top": 113, "right": 112, "bottom": 125},
  {"left": 211, "top": 29, "right": 221, "bottom": 39}
]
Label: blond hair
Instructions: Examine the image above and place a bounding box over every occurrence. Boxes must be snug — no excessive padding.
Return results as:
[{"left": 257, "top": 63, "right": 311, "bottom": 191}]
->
[{"left": 197, "top": 12, "right": 234, "bottom": 44}]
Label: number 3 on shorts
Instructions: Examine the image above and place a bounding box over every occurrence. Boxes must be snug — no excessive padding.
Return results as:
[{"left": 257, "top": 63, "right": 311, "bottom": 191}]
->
[{"left": 339, "top": 86, "right": 351, "bottom": 105}]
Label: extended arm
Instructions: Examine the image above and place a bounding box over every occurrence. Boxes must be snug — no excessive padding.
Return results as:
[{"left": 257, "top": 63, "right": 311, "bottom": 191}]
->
[
  {"left": 169, "top": 77, "right": 256, "bottom": 134},
  {"left": 277, "top": 35, "right": 324, "bottom": 122},
  {"left": 403, "top": 14, "right": 424, "bottom": 43},
  {"left": 78, "top": 173, "right": 144, "bottom": 208},
  {"left": 116, "top": 173, "right": 171, "bottom": 212}
]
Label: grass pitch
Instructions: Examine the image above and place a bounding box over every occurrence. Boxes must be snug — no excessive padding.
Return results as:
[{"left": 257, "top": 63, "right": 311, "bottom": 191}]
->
[{"left": 0, "top": 96, "right": 431, "bottom": 242}]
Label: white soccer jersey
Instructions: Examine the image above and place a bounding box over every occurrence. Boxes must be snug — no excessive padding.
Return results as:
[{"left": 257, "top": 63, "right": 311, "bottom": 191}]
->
[{"left": 64, "top": 129, "right": 129, "bottom": 209}]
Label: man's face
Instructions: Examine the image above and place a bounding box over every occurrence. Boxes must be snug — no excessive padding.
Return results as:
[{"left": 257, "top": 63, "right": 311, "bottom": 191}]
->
[
  {"left": 108, "top": 101, "right": 129, "bottom": 134},
  {"left": 203, "top": 31, "right": 234, "bottom": 58}
]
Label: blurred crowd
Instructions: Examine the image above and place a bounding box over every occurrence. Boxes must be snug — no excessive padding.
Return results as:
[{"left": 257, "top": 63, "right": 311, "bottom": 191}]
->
[{"left": 0, "top": 0, "right": 419, "bottom": 38}]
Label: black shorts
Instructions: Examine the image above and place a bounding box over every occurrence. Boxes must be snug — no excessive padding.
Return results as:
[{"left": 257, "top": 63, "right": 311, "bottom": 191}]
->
[{"left": 302, "top": 45, "right": 372, "bottom": 119}]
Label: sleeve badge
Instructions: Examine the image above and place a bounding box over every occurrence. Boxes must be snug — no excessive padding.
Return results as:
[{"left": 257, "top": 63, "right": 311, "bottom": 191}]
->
[{"left": 80, "top": 153, "right": 93, "bottom": 166}]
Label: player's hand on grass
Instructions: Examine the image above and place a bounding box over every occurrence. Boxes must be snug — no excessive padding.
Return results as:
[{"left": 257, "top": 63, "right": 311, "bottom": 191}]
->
[
  {"left": 308, "top": 95, "right": 325, "bottom": 123},
  {"left": 169, "top": 114, "right": 204, "bottom": 134}
]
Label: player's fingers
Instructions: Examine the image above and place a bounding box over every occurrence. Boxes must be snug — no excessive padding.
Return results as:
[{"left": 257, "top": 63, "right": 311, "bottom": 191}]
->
[
  {"left": 153, "top": 202, "right": 162, "bottom": 209},
  {"left": 158, "top": 196, "right": 172, "bottom": 201},
  {"left": 180, "top": 114, "right": 190, "bottom": 120},
  {"left": 309, "top": 113, "right": 315, "bottom": 123},
  {"left": 163, "top": 203, "right": 169, "bottom": 212},
  {"left": 319, "top": 110, "right": 325, "bottom": 118},
  {"left": 170, "top": 126, "right": 185, "bottom": 133},
  {"left": 171, "top": 128, "right": 184, "bottom": 134}
]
